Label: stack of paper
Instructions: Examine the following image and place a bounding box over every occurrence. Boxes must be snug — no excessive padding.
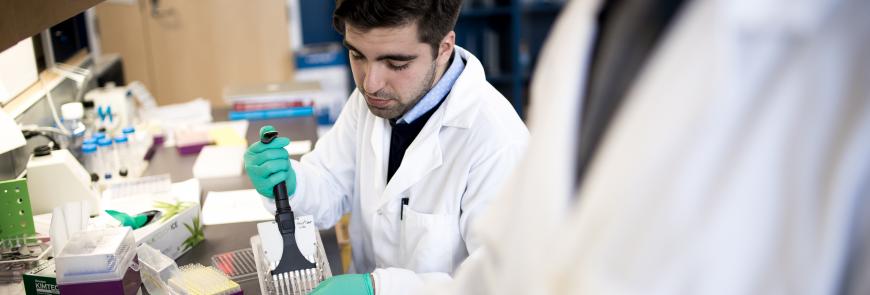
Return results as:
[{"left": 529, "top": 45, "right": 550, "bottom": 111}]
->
[{"left": 201, "top": 190, "right": 273, "bottom": 225}]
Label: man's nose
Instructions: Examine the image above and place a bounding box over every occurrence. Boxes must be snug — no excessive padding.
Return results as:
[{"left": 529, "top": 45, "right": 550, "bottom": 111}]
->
[{"left": 364, "top": 65, "right": 386, "bottom": 95}]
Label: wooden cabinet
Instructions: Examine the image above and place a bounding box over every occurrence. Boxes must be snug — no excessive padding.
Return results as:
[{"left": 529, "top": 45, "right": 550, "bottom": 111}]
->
[
  {"left": 0, "top": 0, "right": 105, "bottom": 52},
  {"left": 96, "top": 0, "right": 294, "bottom": 106}
]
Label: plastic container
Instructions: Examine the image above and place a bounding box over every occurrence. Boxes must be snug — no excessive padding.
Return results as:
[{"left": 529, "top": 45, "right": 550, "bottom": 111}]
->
[
  {"left": 61, "top": 103, "right": 86, "bottom": 135},
  {"left": 122, "top": 127, "right": 136, "bottom": 145},
  {"left": 81, "top": 143, "right": 100, "bottom": 177},
  {"left": 211, "top": 248, "right": 258, "bottom": 282},
  {"left": 96, "top": 138, "right": 115, "bottom": 180},
  {"left": 138, "top": 243, "right": 178, "bottom": 295},
  {"left": 55, "top": 227, "right": 141, "bottom": 295},
  {"left": 83, "top": 137, "right": 97, "bottom": 146},
  {"left": 94, "top": 132, "right": 107, "bottom": 141},
  {"left": 121, "top": 127, "right": 144, "bottom": 174},
  {"left": 122, "top": 127, "right": 137, "bottom": 159},
  {"left": 61, "top": 102, "right": 87, "bottom": 155},
  {"left": 114, "top": 135, "right": 130, "bottom": 177}
]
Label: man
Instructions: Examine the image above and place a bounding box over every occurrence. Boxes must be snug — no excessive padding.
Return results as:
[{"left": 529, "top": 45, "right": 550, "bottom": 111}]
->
[
  {"left": 243, "top": 0, "right": 529, "bottom": 294},
  {"left": 425, "top": 0, "right": 870, "bottom": 294}
]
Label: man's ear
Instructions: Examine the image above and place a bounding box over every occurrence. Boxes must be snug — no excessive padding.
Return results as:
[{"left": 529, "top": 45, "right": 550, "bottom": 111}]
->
[{"left": 437, "top": 31, "right": 456, "bottom": 66}]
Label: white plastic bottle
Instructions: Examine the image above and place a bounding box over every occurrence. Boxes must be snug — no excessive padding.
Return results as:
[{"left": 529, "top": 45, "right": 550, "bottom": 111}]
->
[
  {"left": 61, "top": 102, "right": 87, "bottom": 151},
  {"left": 61, "top": 103, "right": 86, "bottom": 134}
]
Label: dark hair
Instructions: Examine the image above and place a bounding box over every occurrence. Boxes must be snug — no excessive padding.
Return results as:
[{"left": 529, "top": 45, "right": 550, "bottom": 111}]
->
[{"left": 333, "top": 0, "right": 462, "bottom": 56}]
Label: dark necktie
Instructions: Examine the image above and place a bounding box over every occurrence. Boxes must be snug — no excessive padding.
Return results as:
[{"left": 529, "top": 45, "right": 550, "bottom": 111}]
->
[{"left": 573, "top": 0, "right": 689, "bottom": 193}]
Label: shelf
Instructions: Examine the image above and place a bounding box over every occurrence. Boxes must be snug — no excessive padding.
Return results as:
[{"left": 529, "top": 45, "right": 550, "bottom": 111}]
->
[
  {"left": 0, "top": 0, "right": 105, "bottom": 52},
  {"left": 486, "top": 74, "right": 515, "bottom": 84},
  {"left": 460, "top": 7, "right": 512, "bottom": 17},
  {"left": 523, "top": 2, "right": 564, "bottom": 14},
  {"left": 455, "top": 1, "right": 564, "bottom": 118}
]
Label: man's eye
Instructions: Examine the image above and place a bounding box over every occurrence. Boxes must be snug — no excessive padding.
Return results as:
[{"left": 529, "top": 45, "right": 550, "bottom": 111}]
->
[
  {"left": 387, "top": 62, "right": 409, "bottom": 71},
  {"left": 350, "top": 52, "right": 364, "bottom": 60}
]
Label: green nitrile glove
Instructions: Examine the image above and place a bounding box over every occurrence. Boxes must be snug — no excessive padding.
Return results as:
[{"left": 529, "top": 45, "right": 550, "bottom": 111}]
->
[
  {"left": 105, "top": 210, "right": 149, "bottom": 229},
  {"left": 310, "top": 274, "right": 374, "bottom": 295},
  {"left": 244, "top": 125, "right": 296, "bottom": 199}
]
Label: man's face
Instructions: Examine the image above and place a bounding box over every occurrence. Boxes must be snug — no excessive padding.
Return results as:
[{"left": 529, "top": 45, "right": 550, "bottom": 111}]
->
[{"left": 344, "top": 22, "right": 438, "bottom": 119}]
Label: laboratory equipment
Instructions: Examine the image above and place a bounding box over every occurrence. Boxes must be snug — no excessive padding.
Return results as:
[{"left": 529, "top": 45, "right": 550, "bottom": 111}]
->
[
  {"left": 0, "top": 107, "right": 26, "bottom": 154},
  {"left": 251, "top": 223, "right": 332, "bottom": 295},
  {"left": 140, "top": 243, "right": 243, "bottom": 295},
  {"left": 81, "top": 143, "right": 100, "bottom": 179},
  {"left": 102, "top": 175, "right": 204, "bottom": 260},
  {"left": 97, "top": 137, "right": 116, "bottom": 180},
  {"left": 211, "top": 248, "right": 258, "bottom": 282},
  {"left": 0, "top": 239, "right": 51, "bottom": 284},
  {"left": 60, "top": 102, "right": 87, "bottom": 156},
  {"left": 102, "top": 174, "right": 172, "bottom": 201},
  {"left": 0, "top": 179, "right": 35, "bottom": 239},
  {"left": 122, "top": 126, "right": 154, "bottom": 175},
  {"left": 85, "top": 83, "right": 135, "bottom": 134},
  {"left": 0, "top": 179, "right": 51, "bottom": 284},
  {"left": 168, "top": 263, "right": 242, "bottom": 295},
  {"left": 138, "top": 243, "right": 178, "bottom": 295},
  {"left": 121, "top": 127, "right": 141, "bottom": 171},
  {"left": 122, "top": 127, "right": 136, "bottom": 144},
  {"left": 114, "top": 135, "right": 130, "bottom": 177},
  {"left": 25, "top": 148, "right": 100, "bottom": 215},
  {"left": 256, "top": 129, "right": 319, "bottom": 293},
  {"left": 48, "top": 201, "right": 90, "bottom": 258},
  {"left": 55, "top": 227, "right": 141, "bottom": 295},
  {"left": 61, "top": 102, "right": 87, "bottom": 138}
]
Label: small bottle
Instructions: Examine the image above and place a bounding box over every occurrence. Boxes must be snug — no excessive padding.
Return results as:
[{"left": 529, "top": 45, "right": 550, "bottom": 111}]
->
[
  {"left": 96, "top": 138, "right": 115, "bottom": 180},
  {"left": 122, "top": 127, "right": 139, "bottom": 161},
  {"left": 83, "top": 137, "right": 97, "bottom": 147},
  {"left": 61, "top": 103, "right": 86, "bottom": 135},
  {"left": 61, "top": 102, "right": 87, "bottom": 152},
  {"left": 114, "top": 135, "right": 130, "bottom": 177},
  {"left": 81, "top": 143, "right": 100, "bottom": 181},
  {"left": 94, "top": 132, "right": 107, "bottom": 141}
]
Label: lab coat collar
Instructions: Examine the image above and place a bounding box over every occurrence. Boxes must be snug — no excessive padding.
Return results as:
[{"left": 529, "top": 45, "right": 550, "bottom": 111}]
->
[
  {"left": 440, "top": 46, "right": 486, "bottom": 129},
  {"left": 380, "top": 121, "right": 444, "bottom": 205},
  {"left": 370, "top": 46, "right": 492, "bottom": 207}
]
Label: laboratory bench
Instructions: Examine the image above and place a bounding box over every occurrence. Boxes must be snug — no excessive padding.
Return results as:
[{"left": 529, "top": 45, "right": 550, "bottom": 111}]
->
[{"left": 142, "top": 113, "right": 343, "bottom": 294}]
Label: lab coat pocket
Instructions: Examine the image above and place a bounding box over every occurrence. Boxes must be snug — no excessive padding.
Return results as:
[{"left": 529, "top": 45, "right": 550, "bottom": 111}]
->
[{"left": 399, "top": 206, "right": 458, "bottom": 273}]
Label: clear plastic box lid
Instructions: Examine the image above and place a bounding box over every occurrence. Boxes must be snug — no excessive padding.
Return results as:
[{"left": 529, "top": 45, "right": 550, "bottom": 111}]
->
[{"left": 55, "top": 227, "right": 137, "bottom": 284}]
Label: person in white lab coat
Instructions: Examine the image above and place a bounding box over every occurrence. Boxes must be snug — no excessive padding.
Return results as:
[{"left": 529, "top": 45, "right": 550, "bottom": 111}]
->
[
  {"left": 243, "top": 0, "right": 529, "bottom": 294},
  {"left": 426, "top": 0, "right": 870, "bottom": 294}
]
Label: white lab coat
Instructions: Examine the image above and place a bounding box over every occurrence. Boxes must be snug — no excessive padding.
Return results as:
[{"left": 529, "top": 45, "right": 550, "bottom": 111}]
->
[
  {"left": 429, "top": 0, "right": 870, "bottom": 294},
  {"left": 264, "top": 46, "right": 529, "bottom": 294}
]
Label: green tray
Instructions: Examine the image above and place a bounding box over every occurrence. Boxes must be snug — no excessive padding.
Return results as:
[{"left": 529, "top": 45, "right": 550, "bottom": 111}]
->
[{"left": 0, "top": 179, "right": 35, "bottom": 239}]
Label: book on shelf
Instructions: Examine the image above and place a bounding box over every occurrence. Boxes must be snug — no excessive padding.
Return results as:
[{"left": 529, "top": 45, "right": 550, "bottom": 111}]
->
[
  {"left": 228, "top": 106, "right": 315, "bottom": 121},
  {"left": 232, "top": 100, "right": 314, "bottom": 111}
]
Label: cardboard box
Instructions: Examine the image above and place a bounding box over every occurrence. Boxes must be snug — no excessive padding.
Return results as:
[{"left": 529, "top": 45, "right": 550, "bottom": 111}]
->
[
  {"left": 22, "top": 260, "right": 58, "bottom": 295},
  {"left": 133, "top": 201, "right": 202, "bottom": 259},
  {"left": 102, "top": 199, "right": 203, "bottom": 260},
  {"left": 101, "top": 178, "right": 204, "bottom": 259}
]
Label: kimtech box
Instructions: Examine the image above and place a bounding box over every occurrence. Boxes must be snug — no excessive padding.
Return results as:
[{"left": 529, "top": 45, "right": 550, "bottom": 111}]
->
[{"left": 22, "top": 260, "right": 58, "bottom": 295}]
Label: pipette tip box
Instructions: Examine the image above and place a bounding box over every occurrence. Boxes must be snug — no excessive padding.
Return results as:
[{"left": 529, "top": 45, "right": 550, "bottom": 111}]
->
[{"left": 55, "top": 227, "right": 141, "bottom": 295}]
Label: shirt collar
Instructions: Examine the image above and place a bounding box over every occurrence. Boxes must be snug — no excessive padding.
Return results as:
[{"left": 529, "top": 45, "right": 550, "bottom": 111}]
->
[{"left": 396, "top": 50, "right": 466, "bottom": 124}]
